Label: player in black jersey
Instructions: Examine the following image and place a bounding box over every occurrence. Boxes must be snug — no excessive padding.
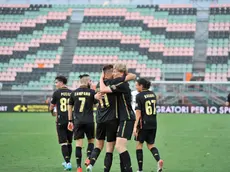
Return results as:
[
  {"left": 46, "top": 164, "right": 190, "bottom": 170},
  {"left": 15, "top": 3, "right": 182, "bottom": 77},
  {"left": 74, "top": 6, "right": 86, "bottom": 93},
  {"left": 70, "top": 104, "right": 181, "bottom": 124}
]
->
[
  {"left": 225, "top": 93, "right": 230, "bottom": 106},
  {"left": 68, "top": 74, "right": 96, "bottom": 172},
  {"left": 134, "top": 78, "right": 164, "bottom": 172},
  {"left": 86, "top": 65, "right": 136, "bottom": 172},
  {"left": 100, "top": 63, "right": 136, "bottom": 172},
  {"left": 49, "top": 76, "right": 73, "bottom": 171}
]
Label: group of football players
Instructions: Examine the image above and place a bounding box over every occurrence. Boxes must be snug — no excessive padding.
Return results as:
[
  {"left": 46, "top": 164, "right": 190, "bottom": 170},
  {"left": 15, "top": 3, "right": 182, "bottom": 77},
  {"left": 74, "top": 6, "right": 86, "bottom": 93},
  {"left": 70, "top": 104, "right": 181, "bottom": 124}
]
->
[{"left": 49, "top": 63, "right": 164, "bottom": 172}]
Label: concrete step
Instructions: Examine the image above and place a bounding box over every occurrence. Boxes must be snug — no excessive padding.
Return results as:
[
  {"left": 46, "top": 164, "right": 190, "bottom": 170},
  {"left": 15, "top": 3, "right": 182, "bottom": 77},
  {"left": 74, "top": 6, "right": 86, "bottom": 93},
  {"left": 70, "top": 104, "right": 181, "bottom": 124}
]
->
[
  {"left": 63, "top": 47, "right": 76, "bottom": 50},
  {"left": 58, "top": 22, "right": 81, "bottom": 74},
  {"left": 193, "top": 62, "right": 206, "bottom": 70},
  {"left": 60, "top": 59, "right": 73, "bottom": 62}
]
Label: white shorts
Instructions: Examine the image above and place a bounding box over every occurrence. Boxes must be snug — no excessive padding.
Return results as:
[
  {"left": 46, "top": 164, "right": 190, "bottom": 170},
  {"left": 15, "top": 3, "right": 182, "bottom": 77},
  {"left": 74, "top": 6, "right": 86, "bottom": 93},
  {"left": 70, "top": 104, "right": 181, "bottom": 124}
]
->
[{"left": 53, "top": 107, "right": 57, "bottom": 113}]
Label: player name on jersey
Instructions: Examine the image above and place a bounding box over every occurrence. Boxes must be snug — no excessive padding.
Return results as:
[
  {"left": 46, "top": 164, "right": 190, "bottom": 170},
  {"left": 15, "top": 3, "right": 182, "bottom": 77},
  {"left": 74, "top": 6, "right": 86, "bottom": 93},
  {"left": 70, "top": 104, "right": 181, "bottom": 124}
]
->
[
  {"left": 74, "top": 92, "right": 91, "bottom": 96},
  {"left": 61, "top": 92, "right": 71, "bottom": 96},
  {"left": 144, "top": 94, "right": 155, "bottom": 99}
]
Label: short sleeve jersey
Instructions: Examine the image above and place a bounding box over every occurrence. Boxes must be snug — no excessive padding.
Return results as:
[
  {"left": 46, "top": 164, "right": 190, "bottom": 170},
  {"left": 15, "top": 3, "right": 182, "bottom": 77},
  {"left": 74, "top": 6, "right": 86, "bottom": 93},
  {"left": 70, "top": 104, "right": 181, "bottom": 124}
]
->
[
  {"left": 51, "top": 87, "right": 72, "bottom": 125},
  {"left": 69, "top": 87, "right": 96, "bottom": 124},
  {"left": 96, "top": 77, "right": 125, "bottom": 123},
  {"left": 135, "top": 90, "right": 157, "bottom": 129},
  {"left": 110, "top": 82, "right": 135, "bottom": 121}
]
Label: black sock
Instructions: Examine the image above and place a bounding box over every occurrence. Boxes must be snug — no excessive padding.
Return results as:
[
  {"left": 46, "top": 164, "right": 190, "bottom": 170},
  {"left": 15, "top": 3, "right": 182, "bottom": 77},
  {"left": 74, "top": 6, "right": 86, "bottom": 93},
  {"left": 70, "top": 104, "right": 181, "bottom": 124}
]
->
[
  {"left": 75, "top": 147, "right": 82, "bottom": 168},
  {"left": 68, "top": 144, "right": 72, "bottom": 159},
  {"left": 61, "top": 145, "right": 70, "bottom": 163},
  {"left": 119, "top": 154, "right": 125, "bottom": 172},
  {"left": 150, "top": 147, "right": 160, "bottom": 162},
  {"left": 104, "top": 153, "right": 113, "bottom": 172},
  {"left": 90, "top": 148, "right": 101, "bottom": 166},
  {"left": 87, "top": 143, "right": 94, "bottom": 158},
  {"left": 136, "top": 149, "right": 143, "bottom": 171},
  {"left": 120, "top": 151, "right": 133, "bottom": 172}
]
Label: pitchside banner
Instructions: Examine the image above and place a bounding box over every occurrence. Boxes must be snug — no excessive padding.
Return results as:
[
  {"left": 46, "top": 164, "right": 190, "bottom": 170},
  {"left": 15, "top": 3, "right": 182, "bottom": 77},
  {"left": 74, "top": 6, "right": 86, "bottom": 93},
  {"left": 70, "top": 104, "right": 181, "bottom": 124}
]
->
[
  {"left": 0, "top": 104, "right": 230, "bottom": 114},
  {"left": 157, "top": 105, "right": 230, "bottom": 114},
  {"left": 0, "top": 104, "right": 49, "bottom": 113}
]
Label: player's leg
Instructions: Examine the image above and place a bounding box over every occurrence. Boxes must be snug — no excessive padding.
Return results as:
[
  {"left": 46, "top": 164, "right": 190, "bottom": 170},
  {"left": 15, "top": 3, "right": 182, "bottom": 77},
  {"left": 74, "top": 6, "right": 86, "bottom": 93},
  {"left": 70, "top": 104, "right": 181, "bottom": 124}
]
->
[
  {"left": 104, "top": 141, "right": 115, "bottom": 172},
  {"left": 104, "top": 120, "right": 118, "bottom": 172},
  {"left": 136, "top": 142, "right": 143, "bottom": 172},
  {"left": 135, "top": 129, "right": 145, "bottom": 172},
  {"left": 75, "top": 139, "right": 83, "bottom": 172},
  {"left": 85, "top": 123, "right": 95, "bottom": 159},
  {"left": 85, "top": 123, "right": 96, "bottom": 172},
  {"left": 146, "top": 129, "right": 163, "bottom": 172},
  {"left": 86, "top": 138, "right": 94, "bottom": 159},
  {"left": 116, "top": 121, "right": 134, "bottom": 172},
  {"left": 86, "top": 122, "right": 105, "bottom": 170},
  {"left": 74, "top": 124, "right": 85, "bottom": 172},
  {"left": 86, "top": 139, "right": 104, "bottom": 171},
  {"left": 56, "top": 124, "right": 72, "bottom": 170},
  {"left": 67, "top": 127, "right": 73, "bottom": 162}
]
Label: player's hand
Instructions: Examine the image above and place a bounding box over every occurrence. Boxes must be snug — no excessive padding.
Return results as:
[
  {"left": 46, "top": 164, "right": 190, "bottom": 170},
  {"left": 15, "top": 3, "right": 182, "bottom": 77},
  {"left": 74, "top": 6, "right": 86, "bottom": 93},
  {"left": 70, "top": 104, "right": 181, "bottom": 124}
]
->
[
  {"left": 225, "top": 102, "right": 229, "bottom": 106},
  {"left": 68, "top": 122, "right": 74, "bottom": 131},
  {"left": 133, "top": 128, "right": 138, "bottom": 137},
  {"left": 95, "top": 92, "right": 102, "bottom": 100}
]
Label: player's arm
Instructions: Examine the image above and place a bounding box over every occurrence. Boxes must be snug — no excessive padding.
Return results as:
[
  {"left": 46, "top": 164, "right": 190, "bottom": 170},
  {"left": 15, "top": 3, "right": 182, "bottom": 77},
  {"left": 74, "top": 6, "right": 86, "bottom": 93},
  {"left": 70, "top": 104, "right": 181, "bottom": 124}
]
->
[
  {"left": 100, "top": 79, "right": 124, "bottom": 93},
  {"left": 124, "top": 73, "right": 136, "bottom": 82},
  {"left": 100, "top": 73, "right": 113, "bottom": 93},
  {"left": 94, "top": 82, "right": 104, "bottom": 100},
  {"left": 49, "top": 92, "right": 57, "bottom": 116},
  {"left": 133, "top": 95, "right": 142, "bottom": 137},
  {"left": 100, "top": 72, "right": 126, "bottom": 93},
  {"left": 133, "top": 110, "right": 141, "bottom": 137},
  {"left": 68, "top": 93, "right": 74, "bottom": 131},
  {"left": 68, "top": 105, "right": 73, "bottom": 121},
  {"left": 49, "top": 104, "right": 55, "bottom": 114}
]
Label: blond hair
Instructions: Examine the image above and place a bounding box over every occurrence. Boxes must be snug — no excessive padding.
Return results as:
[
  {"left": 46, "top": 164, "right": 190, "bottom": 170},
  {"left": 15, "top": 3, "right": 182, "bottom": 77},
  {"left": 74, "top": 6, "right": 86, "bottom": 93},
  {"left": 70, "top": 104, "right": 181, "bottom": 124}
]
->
[
  {"left": 113, "top": 63, "right": 127, "bottom": 73},
  {"left": 80, "top": 76, "right": 90, "bottom": 85}
]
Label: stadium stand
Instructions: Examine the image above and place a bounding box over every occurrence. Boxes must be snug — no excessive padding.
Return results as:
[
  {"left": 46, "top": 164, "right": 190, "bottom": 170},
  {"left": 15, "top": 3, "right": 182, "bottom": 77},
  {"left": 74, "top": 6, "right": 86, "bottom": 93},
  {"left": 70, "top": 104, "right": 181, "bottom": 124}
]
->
[
  {"left": 205, "top": 4, "right": 230, "bottom": 82},
  {"left": 0, "top": 4, "right": 72, "bottom": 90},
  {"left": 0, "top": 4, "right": 198, "bottom": 90},
  {"left": 73, "top": 4, "right": 197, "bottom": 88}
]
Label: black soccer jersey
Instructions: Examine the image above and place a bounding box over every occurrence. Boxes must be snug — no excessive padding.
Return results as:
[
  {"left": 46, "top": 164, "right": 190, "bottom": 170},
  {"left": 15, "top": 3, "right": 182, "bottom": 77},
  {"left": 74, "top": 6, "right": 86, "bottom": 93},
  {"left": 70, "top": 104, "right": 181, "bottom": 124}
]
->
[
  {"left": 110, "top": 82, "right": 135, "bottom": 121},
  {"left": 69, "top": 86, "right": 96, "bottom": 124},
  {"left": 227, "top": 93, "right": 230, "bottom": 103},
  {"left": 135, "top": 90, "right": 157, "bottom": 129},
  {"left": 96, "top": 77, "right": 124, "bottom": 123},
  {"left": 51, "top": 87, "right": 72, "bottom": 125}
]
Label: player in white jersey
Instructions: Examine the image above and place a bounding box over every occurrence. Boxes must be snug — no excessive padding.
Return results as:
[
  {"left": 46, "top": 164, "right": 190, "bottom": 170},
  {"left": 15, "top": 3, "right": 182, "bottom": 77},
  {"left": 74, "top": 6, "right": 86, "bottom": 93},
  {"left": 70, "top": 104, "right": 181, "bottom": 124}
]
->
[{"left": 132, "top": 90, "right": 138, "bottom": 111}]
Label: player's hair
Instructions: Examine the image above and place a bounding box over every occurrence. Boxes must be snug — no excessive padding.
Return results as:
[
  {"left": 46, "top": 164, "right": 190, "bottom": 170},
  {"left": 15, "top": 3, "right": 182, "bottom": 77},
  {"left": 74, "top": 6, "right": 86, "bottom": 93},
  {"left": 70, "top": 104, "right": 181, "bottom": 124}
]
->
[
  {"left": 113, "top": 63, "right": 127, "bottom": 73},
  {"left": 136, "top": 78, "right": 151, "bottom": 89},
  {"left": 79, "top": 74, "right": 89, "bottom": 79},
  {"left": 55, "top": 75, "right": 67, "bottom": 85},
  {"left": 79, "top": 74, "right": 90, "bottom": 85},
  {"left": 102, "top": 64, "right": 113, "bottom": 73}
]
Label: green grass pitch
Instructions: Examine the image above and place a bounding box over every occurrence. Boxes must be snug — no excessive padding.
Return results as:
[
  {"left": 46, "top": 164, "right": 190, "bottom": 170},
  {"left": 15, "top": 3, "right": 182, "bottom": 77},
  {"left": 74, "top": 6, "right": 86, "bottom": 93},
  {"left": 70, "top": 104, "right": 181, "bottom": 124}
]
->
[{"left": 0, "top": 113, "right": 230, "bottom": 172}]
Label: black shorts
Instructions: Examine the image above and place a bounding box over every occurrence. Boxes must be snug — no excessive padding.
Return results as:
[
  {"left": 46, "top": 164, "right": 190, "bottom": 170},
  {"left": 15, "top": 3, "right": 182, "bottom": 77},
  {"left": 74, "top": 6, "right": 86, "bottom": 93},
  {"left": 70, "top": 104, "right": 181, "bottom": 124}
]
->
[
  {"left": 136, "top": 129, "right": 157, "bottom": 144},
  {"left": 96, "top": 120, "right": 119, "bottom": 142},
  {"left": 56, "top": 123, "right": 73, "bottom": 144},
  {"left": 74, "top": 123, "right": 95, "bottom": 140},
  {"left": 117, "top": 120, "right": 134, "bottom": 140}
]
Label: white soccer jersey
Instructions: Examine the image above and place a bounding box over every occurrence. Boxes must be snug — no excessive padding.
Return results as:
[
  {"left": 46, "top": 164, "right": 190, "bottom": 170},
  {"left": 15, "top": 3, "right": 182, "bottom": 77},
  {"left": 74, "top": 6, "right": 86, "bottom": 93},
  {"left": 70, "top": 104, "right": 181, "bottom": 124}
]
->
[{"left": 131, "top": 90, "right": 138, "bottom": 111}]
